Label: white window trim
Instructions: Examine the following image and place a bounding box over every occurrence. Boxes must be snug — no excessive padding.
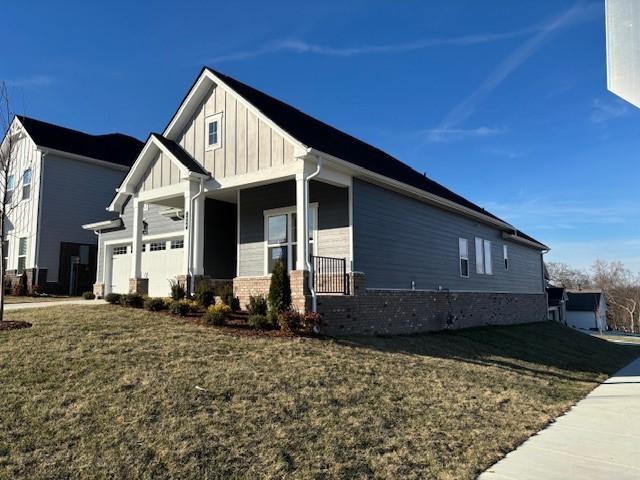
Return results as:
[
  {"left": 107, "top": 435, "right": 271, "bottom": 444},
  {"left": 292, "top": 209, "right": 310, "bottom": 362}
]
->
[
  {"left": 475, "top": 237, "right": 493, "bottom": 275},
  {"left": 503, "top": 244, "right": 509, "bottom": 271},
  {"left": 204, "top": 112, "right": 223, "bottom": 151},
  {"left": 263, "top": 203, "right": 318, "bottom": 275},
  {"left": 459, "top": 238, "right": 469, "bottom": 278},
  {"left": 22, "top": 168, "right": 32, "bottom": 201},
  {"left": 484, "top": 240, "right": 493, "bottom": 275},
  {"left": 17, "top": 237, "right": 27, "bottom": 274},
  {"left": 475, "top": 237, "right": 484, "bottom": 275}
]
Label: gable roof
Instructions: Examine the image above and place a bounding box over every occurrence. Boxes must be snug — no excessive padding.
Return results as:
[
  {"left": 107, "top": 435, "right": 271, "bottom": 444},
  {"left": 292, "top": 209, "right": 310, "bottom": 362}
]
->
[
  {"left": 546, "top": 287, "right": 566, "bottom": 307},
  {"left": 566, "top": 291, "right": 603, "bottom": 312},
  {"left": 151, "top": 134, "right": 208, "bottom": 176},
  {"left": 17, "top": 115, "right": 143, "bottom": 167}
]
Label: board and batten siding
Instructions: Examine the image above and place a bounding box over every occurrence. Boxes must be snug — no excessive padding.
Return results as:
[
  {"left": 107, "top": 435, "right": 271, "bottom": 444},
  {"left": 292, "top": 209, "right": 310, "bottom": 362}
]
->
[
  {"left": 138, "top": 150, "right": 183, "bottom": 191},
  {"left": 238, "top": 180, "right": 350, "bottom": 277},
  {"left": 39, "top": 154, "right": 129, "bottom": 282},
  {"left": 352, "top": 179, "right": 544, "bottom": 293},
  {"left": 177, "top": 84, "right": 297, "bottom": 178},
  {"left": 96, "top": 200, "right": 185, "bottom": 281}
]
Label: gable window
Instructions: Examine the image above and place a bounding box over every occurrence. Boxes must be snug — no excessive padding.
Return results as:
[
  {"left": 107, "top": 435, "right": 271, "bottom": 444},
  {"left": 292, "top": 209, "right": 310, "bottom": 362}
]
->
[
  {"left": 6, "top": 174, "right": 14, "bottom": 202},
  {"left": 475, "top": 237, "right": 493, "bottom": 275},
  {"left": 264, "top": 205, "right": 317, "bottom": 274},
  {"left": 503, "top": 245, "right": 509, "bottom": 270},
  {"left": 459, "top": 238, "right": 469, "bottom": 277},
  {"left": 205, "top": 113, "right": 222, "bottom": 151},
  {"left": 17, "top": 237, "right": 27, "bottom": 274},
  {"left": 22, "top": 169, "right": 32, "bottom": 200}
]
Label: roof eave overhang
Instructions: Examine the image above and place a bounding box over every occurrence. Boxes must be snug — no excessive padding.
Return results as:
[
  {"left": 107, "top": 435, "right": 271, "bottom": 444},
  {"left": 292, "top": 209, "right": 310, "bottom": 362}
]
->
[
  {"left": 306, "top": 147, "right": 517, "bottom": 233},
  {"left": 501, "top": 232, "right": 549, "bottom": 251},
  {"left": 82, "top": 218, "right": 122, "bottom": 232}
]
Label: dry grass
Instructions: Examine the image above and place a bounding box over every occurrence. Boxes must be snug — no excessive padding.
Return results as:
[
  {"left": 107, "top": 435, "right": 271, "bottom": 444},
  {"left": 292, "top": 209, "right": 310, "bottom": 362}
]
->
[
  {"left": 0, "top": 305, "right": 637, "bottom": 479},
  {"left": 3, "top": 295, "right": 73, "bottom": 304}
]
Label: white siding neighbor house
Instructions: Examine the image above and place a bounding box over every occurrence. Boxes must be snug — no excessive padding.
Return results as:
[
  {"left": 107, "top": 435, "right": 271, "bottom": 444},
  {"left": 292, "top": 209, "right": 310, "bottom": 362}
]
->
[
  {"left": 606, "top": 0, "right": 640, "bottom": 107},
  {"left": 566, "top": 291, "right": 608, "bottom": 332},
  {"left": 1, "top": 116, "right": 142, "bottom": 294},
  {"left": 86, "top": 67, "right": 549, "bottom": 335}
]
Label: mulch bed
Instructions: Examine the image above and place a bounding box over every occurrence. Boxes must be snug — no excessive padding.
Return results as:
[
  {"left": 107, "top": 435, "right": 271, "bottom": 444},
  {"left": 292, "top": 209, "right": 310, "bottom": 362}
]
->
[
  {"left": 0, "top": 321, "right": 32, "bottom": 331},
  {"left": 186, "top": 316, "right": 306, "bottom": 339}
]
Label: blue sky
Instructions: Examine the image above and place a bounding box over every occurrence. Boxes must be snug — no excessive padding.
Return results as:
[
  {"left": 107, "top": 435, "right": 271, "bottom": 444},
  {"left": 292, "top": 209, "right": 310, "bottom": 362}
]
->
[{"left": 2, "top": 0, "right": 639, "bottom": 272}]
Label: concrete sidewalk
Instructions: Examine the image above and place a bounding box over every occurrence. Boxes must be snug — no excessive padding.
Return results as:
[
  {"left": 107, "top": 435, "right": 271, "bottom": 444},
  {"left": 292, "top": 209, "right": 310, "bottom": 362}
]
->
[
  {"left": 4, "top": 299, "right": 107, "bottom": 311},
  {"left": 479, "top": 357, "right": 640, "bottom": 480}
]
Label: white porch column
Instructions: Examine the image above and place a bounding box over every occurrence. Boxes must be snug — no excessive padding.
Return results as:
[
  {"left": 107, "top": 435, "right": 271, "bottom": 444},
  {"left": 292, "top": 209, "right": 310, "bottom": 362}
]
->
[
  {"left": 192, "top": 184, "right": 205, "bottom": 276},
  {"left": 183, "top": 185, "right": 192, "bottom": 276},
  {"left": 131, "top": 197, "right": 144, "bottom": 278},
  {"left": 295, "top": 172, "right": 308, "bottom": 271}
]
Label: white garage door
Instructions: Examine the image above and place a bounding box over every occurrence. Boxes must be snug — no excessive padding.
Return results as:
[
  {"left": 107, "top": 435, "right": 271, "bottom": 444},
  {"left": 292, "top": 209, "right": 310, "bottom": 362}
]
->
[
  {"left": 110, "top": 245, "right": 131, "bottom": 294},
  {"left": 141, "top": 238, "right": 185, "bottom": 297}
]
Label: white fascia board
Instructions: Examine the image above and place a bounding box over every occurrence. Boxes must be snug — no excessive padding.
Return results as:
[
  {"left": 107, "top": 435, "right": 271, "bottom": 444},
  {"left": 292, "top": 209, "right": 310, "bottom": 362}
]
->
[
  {"left": 307, "top": 148, "right": 515, "bottom": 231},
  {"left": 208, "top": 162, "right": 303, "bottom": 191},
  {"left": 82, "top": 219, "right": 122, "bottom": 231},
  {"left": 163, "top": 69, "right": 308, "bottom": 157},
  {"left": 38, "top": 147, "right": 130, "bottom": 172},
  {"left": 501, "top": 232, "right": 549, "bottom": 251}
]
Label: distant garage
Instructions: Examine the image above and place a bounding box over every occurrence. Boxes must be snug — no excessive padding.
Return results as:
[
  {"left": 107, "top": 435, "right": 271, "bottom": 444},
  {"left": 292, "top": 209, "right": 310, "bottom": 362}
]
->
[{"left": 107, "top": 236, "right": 184, "bottom": 297}]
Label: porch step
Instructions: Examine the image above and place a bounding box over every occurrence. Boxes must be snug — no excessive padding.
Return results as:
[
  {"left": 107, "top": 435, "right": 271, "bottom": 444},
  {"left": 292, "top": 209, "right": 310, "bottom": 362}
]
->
[{"left": 229, "top": 311, "right": 249, "bottom": 321}]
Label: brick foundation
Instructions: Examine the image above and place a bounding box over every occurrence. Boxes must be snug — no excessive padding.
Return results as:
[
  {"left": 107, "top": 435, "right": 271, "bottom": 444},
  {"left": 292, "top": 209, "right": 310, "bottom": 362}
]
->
[
  {"left": 233, "top": 276, "right": 272, "bottom": 310},
  {"left": 129, "top": 278, "right": 149, "bottom": 295},
  {"left": 316, "top": 272, "right": 548, "bottom": 336}
]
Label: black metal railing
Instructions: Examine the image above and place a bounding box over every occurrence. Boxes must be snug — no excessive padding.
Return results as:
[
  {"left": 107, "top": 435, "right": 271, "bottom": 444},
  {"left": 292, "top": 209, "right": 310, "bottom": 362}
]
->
[{"left": 312, "top": 255, "right": 349, "bottom": 295}]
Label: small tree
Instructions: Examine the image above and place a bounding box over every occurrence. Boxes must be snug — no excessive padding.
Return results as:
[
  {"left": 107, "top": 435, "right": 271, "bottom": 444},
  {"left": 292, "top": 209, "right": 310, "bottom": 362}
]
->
[{"left": 268, "top": 260, "right": 291, "bottom": 313}]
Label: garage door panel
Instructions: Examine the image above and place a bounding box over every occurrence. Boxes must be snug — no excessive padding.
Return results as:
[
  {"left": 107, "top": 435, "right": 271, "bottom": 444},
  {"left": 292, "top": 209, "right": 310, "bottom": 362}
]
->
[
  {"left": 141, "top": 241, "right": 184, "bottom": 297},
  {"left": 110, "top": 249, "right": 131, "bottom": 294}
]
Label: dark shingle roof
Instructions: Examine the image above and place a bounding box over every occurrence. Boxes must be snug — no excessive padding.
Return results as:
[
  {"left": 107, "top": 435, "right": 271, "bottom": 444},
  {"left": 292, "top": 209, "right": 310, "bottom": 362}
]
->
[
  {"left": 17, "top": 115, "right": 143, "bottom": 167},
  {"left": 205, "top": 67, "right": 546, "bottom": 247},
  {"left": 566, "top": 291, "right": 602, "bottom": 312},
  {"left": 546, "top": 287, "right": 566, "bottom": 307},
  {"left": 152, "top": 134, "right": 209, "bottom": 176}
]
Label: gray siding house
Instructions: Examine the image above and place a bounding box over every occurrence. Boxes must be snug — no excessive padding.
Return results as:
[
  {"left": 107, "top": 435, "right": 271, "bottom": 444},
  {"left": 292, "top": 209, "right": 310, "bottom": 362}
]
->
[
  {"left": 1, "top": 116, "right": 142, "bottom": 294},
  {"left": 86, "top": 67, "right": 548, "bottom": 335}
]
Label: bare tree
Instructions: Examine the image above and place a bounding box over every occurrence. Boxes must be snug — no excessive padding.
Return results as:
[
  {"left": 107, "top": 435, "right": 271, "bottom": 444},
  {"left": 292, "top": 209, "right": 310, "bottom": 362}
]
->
[
  {"left": 546, "top": 261, "right": 592, "bottom": 289},
  {"left": 0, "top": 82, "right": 28, "bottom": 323},
  {"left": 591, "top": 260, "right": 640, "bottom": 333}
]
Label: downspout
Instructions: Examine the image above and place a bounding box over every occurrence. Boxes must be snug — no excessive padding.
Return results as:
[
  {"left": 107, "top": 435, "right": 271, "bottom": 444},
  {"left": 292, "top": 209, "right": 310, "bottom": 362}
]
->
[
  {"left": 187, "top": 177, "right": 205, "bottom": 295},
  {"left": 33, "top": 150, "right": 46, "bottom": 290},
  {"left": 304, "top": 157, "right": 322, "bottom": 312}
]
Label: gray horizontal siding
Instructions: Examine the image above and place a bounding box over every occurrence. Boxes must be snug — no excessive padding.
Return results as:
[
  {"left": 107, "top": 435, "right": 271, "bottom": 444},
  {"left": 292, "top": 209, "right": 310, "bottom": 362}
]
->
[
  {"left": 238, "top": 180, "right": 350, "bottom": 277},
  {"left": 39, "top": 155, "right": 128, "bottom": 283},
  {"left": 353, "top": 179, "right": 543, "bottom": 293}
]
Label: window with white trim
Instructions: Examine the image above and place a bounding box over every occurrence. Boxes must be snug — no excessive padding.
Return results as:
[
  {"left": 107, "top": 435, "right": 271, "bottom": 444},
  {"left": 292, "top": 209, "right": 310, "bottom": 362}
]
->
[
  {"left": 205, "top": 113, "right": 222, "bottom": 150},
  {"left": 22, "top": 168, "right": 32, "bottom": 200},
  {"left": 113, "top": 246, "right": 128, "bottom": 255},
  {"left": 459, "top": 238, "right": 469, "bottom": 277},
  {"left": 2, "top": 240, "right": 8, "bottom": 273},
  {"left": 6, "top": 174, "right": 14, "bottom": 202},
  {"left": 264, "top": 205, "right": 317, "bottom": 274},
  {"left": 475, "top": 237, "right": 493, "bottom": 275},
  {"left": 17, "top": 237, "right": 27, "bottom": 274},
  {"left": 170, "top": 239, "right": 184, "bottom": 249},
  {"left": 503, "top": 245, "right": 509, "bottom": 270},
  {"left": 149, "top": 241, "right": 167, "bottom": 252}
]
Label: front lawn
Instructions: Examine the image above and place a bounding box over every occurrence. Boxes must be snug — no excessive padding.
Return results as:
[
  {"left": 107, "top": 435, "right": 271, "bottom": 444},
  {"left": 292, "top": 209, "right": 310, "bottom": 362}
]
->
[
  {"left": 3, "top": 295, "right": 73, "bottom": 304},
  {"left": 0, "top": 306, "right": 637, "bottom": 479}
]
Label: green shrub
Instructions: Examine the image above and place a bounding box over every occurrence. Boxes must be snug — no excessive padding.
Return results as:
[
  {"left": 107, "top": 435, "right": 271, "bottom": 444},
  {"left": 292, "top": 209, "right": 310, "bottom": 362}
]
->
[
  {"left": 105, "top": 293, "right": 121, "bottom": 304},
  {"left": 246, "top": 295, "right": 268, "bottom": 316},
  {"left": 169, "top": 279, "right": 186, "bottom": 300},
  {"left": 122, "top": 293, "right": 144, "bottom": 308},
  {"left": 203, "top": 303, "right": 231, "bottom": 326},
  {"left": 217, "top": 284, "right": 240, "bottom": 312},
  {"left": 268, "top": 260, "right": 291, "bottom": 313},
  {"left": 247, "top": 314, "right": 274, "bottom": 330},
  {"left": 168, "top": 300, "right": 191, "bottom": 316},
  {"left": 194, "top": 279, "right": 215, "bottom": 307},
  {"left": 82, "top": 291, "right": 96, "bottom": 300},
  {"left": 144, "top": 297, "right": 167, "bottom": 311}
]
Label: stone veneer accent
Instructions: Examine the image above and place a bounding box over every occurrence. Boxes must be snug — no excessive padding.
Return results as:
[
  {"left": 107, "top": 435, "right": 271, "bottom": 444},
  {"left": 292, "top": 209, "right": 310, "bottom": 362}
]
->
[
  {"left": 316, "top": 272, "right": 547, "bottom": 336},
  {"left": 93, "top": 283, "right": 105, "bottom": 298},
  {"left": 129, "top": 278, "right": 149, "bottom": 296}
]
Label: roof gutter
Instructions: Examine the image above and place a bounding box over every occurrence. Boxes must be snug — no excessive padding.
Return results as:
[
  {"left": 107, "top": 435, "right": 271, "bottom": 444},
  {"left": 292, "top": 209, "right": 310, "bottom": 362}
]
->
[
  {"left": 37, "top": 147, "right": 130, "bottom": 172},
  {"left": 307, "top": 148, "right": 515, "bottom": 232},
  {"left": 501, "top": 232, "right": 549, "bottom": 252},
  {"left": 304, "top": 157, "right": 322, "bottom": 312}
]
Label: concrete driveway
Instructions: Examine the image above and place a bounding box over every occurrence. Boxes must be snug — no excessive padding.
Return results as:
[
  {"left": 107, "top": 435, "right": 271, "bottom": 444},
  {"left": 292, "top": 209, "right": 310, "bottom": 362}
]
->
[
  {"left": 4, "top": 299, "right": 106, "bottom": 311},
  {"left": 479, "top": 357, "right": 640, "bottom": 479}
]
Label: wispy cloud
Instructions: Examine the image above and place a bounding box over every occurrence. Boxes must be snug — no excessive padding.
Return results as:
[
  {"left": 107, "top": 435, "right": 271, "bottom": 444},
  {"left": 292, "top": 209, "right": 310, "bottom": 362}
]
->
[
  {"left": 486, "top": 146, "right": 525, "bottom": 159},
  {"left": 4, "top": 75, "right": 54, "bottom": 88},
  {"left": 424, "top": 126, "right": 508, "bottom": 143},
  {"left": 207, "top": 24, "right": 543, "bottom": 64},
  {"left": 590, "top": 97, "right": 630, "bottom": 123},
  {"left": 426, "top": 3, "right": 600, "bottom": 142}
]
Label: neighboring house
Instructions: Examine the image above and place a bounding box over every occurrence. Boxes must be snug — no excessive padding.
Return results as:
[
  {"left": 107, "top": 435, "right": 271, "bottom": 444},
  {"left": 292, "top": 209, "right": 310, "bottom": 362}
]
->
[
  {"left": 566, "top": 291, "right": 608, "bottom": 332},
  {"left": 85, "top": 67, "right": 549, "bottom": 335},
  {"left": 0, "top": 116, "right": 143, "bottom": 294},
  {"left": 547, "top": 286, "right": 568, "bottom": 324}
]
